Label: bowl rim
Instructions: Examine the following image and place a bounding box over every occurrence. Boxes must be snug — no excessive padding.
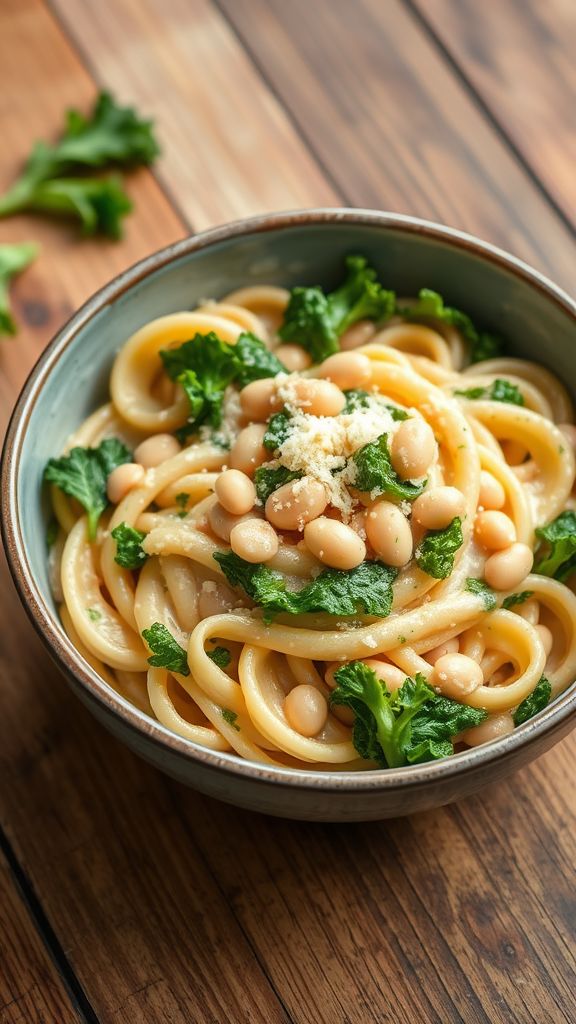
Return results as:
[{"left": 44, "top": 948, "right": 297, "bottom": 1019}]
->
[{"left": 3, "top": 206, "right": 576, "bottom": 794}]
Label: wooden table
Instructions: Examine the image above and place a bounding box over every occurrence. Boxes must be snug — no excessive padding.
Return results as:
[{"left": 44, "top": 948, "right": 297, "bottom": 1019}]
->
[{"left": 1, "top": 2, "right": 575, "bottom": 1021}]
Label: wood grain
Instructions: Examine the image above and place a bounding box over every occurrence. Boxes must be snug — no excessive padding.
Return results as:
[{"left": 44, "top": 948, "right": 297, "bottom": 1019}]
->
[
  {"left": 0, "top": 0, "right": 184, "bottom": 431},
  {"left": 0, "top": 848, "right": 84, "bottom": 1024},
  {"left": 412, "top": 0, "right": 576, "bottom": 231},
  {"left": 0, "top": 0, "right": 575, "bottom": 1022},
  {"left": 49, "top": 0, "right": 338, "bottom": 228},
  {"left": 216, "top": 0, "right": 576, "bottom": 294}
]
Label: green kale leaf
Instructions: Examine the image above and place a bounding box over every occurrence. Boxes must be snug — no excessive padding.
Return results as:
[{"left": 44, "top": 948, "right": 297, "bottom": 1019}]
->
[
  {"left": 513, "top": 676, "right": 552, "bottom": 726},
  {"left": 111, "top": 522, "right": 148, "bottom": 570},
  {"left": 254, "top": 465, "right": 302, "bottom": 503},
  {"left": 207, "top": 646, "right": 231, "bottom": 668},
  {"left": 44, "top": 437, "right": 131, "bottom": 540},
  {"left": 0, "top": 92, "right": 159, "bottom": 232},
  {"left": 142, "top": 623, "right": 190, "bottom": 675},
  {"left": 397, "top": 288, "right": 503, "bottom": 364},
  {"left": 502, "top": 590, "right": 534, "bottom": 609},
  {"left": 352, "top": 433, "right": 426, "bottom": 500},
  {"left": 0, "top": 242, "right": 38, "bottom": 337},
  {"left": 161, "top": 332, "right": 239, "bottom": 439},
  {"left": 342, "top": 388, "right": 409, "bottom": 420},
  {"left": 263, "top": 410, "right": 293, "bottom": 452},
  {"left": 214, "top": 552, "right": 397, "bottom": 624},
  {"left": 279, "top": 255, "right": 395, "bottom": 363},
  {"left": 416, "top": 517, "right": 463, "bottom": 579},
  {"left": 233, "top": 332, "right": 287, "bottom": 386},
  {"left": 533, "top": 510, "right": 576, "bottom": 580},
  {"left": 330, "top": 663, "right": 487, "bottom": 768},
  {"left": 465, "top": 577, "right": 497, "bottom": 610},
  {"left": 454, "top": 378, "right": 524, "bottom": 406}
]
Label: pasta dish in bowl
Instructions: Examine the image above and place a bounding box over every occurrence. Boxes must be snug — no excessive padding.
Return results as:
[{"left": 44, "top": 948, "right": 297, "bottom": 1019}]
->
[{"left": 4, "top": 210, "right": 576, "bottom": 820}]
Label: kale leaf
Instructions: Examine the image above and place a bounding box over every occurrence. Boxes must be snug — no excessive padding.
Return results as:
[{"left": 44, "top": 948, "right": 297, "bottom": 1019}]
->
[
  {"left": 352, "top": 433, "right": 426, "bottom": 500},
  {"left": 142, "top": 623, "right": 190, "bottom": 675},
  {"left": 207, "top": 646, "right": 231, "bottom": 669},
  {"left": 254, "top": 465, "right": 302, "bottom": 504},
  {"left": 416, "top": 517, "right": 463, "bottom": 579},
  {"left": 111, "top": 522, "right": 148, "bottom": 570},
  {"left": 44, "top": 438, "right": 131, "bottom": 540},
  {"left": 0, "top": 242, "right": 38, "bottom": 337},
  {"left": 0, "top": 92, "right": 159, "bottom": 235},
  {"left": 263, "top": 410, "right": 293, "bottom": 452},
  {"left": 330, "top": 663, "right": 487, "bottom": 768},
  {"left": 342, "top": 388, "right": 409, "bottom": 420},
  {"left": 465, "top": 577, "right": 497, "bottom": 610},
  {"left": 279, "top": 255, "right": 395, "bottom": 363},
  {"left": 533, "top": 510, "right": 576, "bottom": 580},
  {"left": 214, "top": 552, "right": 397, "bottom": 624},
  {"left": 233, "top": 332, "right": 287, "bottom": 386},
  {"left": 455, "top": 379, "right": 524, "bottom": 406},
  {"left": 397, "top": 288, "right": 503, "bottom": 364},
  {"left": 161, "top": 332, "right": 239, "bottom": 439},
  {"left": 513, "top": 676, "right": 552, "bottom": 726},
  {"left": 502, "top": 590, "right": 534, "bottom": 610}
]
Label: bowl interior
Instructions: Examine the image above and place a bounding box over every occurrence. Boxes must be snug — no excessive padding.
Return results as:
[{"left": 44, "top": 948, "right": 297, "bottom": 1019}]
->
[{"left": 7, "top": 212, "right": 576, "bottom": 784}]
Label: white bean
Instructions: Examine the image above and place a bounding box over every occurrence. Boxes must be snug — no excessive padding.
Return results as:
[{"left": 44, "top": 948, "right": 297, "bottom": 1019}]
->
[
  {"left": 304, "top": 516, "right": 366, "bottom": 570},
  {"left": 484, "top": 543, "right": 533, "bottom": 590},
  {"left": 214, "top": 469, "right": 256, "bottom": 516},
  {"left": 284, "top": 685, "right": 328, "bottom": 736},
  {"left": 230, "top": 520, "right": 279, "bottom": 563},
  {"left": 390, "top": 419, "right": 436, "bottom": 480},
  {"left": 365, "top": 501, "right": 413, "bottom": 566},
  {"left": 106, "top": 463, "right": 145, "bottom": 504},
  {"left": 229, "top": 423, "right": 268, "bottom": 477},
  {"left": 475, "top": 510, "right": 516, "bottom": 550},
  {"left": 318, "top": 352, "right": 372, "bottom": 390},
  {"left": 479, "top": 470, "right": 506, "bottom": 510},
  {"left": 288, "top": 378, "right": 346, "bottom": 416},
  {"left": 240, "top": 378, "right": 282, "bottom": 420},
  {"left": 265, "top": 477, "right": 327, "bottom": 531},
  {"left": 412, "top": 487, "right": 465, "bottom": 530},
  {"left": 274, "top": 344, "right": 312, "bottom": 372},
  {"left": 134, "top": 433, "right": 181, "bottom": 469}
]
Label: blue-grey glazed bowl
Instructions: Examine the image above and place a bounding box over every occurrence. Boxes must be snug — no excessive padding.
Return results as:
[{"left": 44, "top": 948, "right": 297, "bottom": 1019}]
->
[{"left": 3, "top": 209, "right": 576, "bottom": 821}]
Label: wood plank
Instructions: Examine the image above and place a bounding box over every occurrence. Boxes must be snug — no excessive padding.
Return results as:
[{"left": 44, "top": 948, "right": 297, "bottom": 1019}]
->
[
  {"left": 178, "top": 746, "right": 576, "bottom": 1024},
  {"left": 49, "top": 0, "right": 338, "bottom": 230},
  {"left": 1, "top": 2, "right": 575, "bottom": 1023},
  {"left": 0, "top": 0, "right": 184, "bottom": 432},
  {"left": 0, "top": 848, "right": 85, "bottom": 1024},
  {"left": 215, "top": 0, "right": 576, "bottom": 294},
  {"left": 0, "top": 3, "right": 304, "bottom": 1021},
  {"left": 412, "top": 0, "right": 576, "bottom": 232},
  {"left": 0, "top": 554, "right": 291, "bottom": 1024}
]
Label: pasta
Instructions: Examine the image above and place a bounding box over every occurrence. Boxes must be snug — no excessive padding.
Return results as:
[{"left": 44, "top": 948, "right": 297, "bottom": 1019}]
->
[{"left": 44, "top": 257, "right": 576, "bottom": 771}]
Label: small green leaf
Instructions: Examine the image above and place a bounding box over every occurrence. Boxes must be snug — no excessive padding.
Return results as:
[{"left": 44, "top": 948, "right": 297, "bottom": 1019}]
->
[
  {"left": 207, "top": 646, "right": 231, "bottom": 669},
  {"left": 111, "top": 522, "right": 148, "bottom": 570},
  {"left": 142, "top": 623, "right": 189, "bottom": 675},
  {"left": 513, "top": 676, "right": 551, "bottom": 726},
  {"left": 416, "top": 517, "right": 463, "bottom": 580},
  {"left": 502, "top": 590, "right": 534, "bottom": 610},
  {"left": 465, "top": 577, "right": 497, "bottom": 610}
]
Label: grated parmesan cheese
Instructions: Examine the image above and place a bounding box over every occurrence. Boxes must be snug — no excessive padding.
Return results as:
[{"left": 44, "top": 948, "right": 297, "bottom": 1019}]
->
[{"left": 273, "top": 389, "right": 398, "bottom": 520}]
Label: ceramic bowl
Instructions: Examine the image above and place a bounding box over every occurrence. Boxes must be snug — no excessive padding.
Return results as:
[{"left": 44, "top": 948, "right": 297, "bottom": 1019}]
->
[{"left": 3, "top": 209, "right": 576, "bottom": 822}]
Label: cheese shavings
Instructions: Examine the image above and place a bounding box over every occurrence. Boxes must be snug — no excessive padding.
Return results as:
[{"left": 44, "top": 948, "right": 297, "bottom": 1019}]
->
[{"left": 273, "top": 382, "right": 398, "bottom": 519}]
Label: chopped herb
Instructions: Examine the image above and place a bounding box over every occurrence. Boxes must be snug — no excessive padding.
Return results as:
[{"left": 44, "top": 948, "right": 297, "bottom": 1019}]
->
[
  {"left": 533, "top": 510, "right": 576, "bottom": 580},
  {"left": 221, "top": 708, "right": 240, "bottom": 731},
  {"left": 465, "top": 577, "right": 497, "bottom": 610},
  {"left": 513, "top": 676, "right": 552, "bottom": 726},
  {"left": 46, "top": 518, "right": 59, "bottom": 551},
  {"left": 279, "top": 255, "right": 395, "bottom": 363},
  {"left": 207, "top": 646, "right": 231, "bottom": 669},
  {"left": 0, "top": 92, "right": 159, "bottom": 237},
  {"left": 397, "top": 288, "right": 503, "bottom": 364},
  {"left": 254, "top": 465, "right": 302, "bottom": 503},
  {"left": 86, "top": 607, "right": 101, "bottom": 622},
  {"left": 111, "top": 522, "right": 148, "bottom": 569},
  {"left": 330, "top": 663, "right": 487, "bottom": 768},
  {"left": 161, "top": 332, "right": 239, "bottom": 441},
  {"left": 44, "top": 437, "right": 131, "bottom": 540},
  {"left": 352, "top": 433, "right": 426, "bottom": 500},
  {"left": 455, "top": 379, "right": 524, "bottom": 406},
  {"left": 214, "top": 551, "right": 397, "bottom": 624},
  {"left": 175, "top": 492, "right": 189, "bottom": 518},
  {"left": 263, "top": 410, "right": 293, "bottom": 452},
  {"left": 0, "top": 242, "right": 38, "bottom": 337},
  {"left": 502, "top": 590, "right": 534, "bottom": 610},
  {"left": 416, "top": 517, "right": 463, "bottom": 579},
  {"left": 233, "top": 332, "right": 287, "bottom": 386},
  {"left": 142, "top": 623, "right": 190, "bottom": 675},
  {"left": 342, "top": 388, "right": 409, "bottom": 420}
]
